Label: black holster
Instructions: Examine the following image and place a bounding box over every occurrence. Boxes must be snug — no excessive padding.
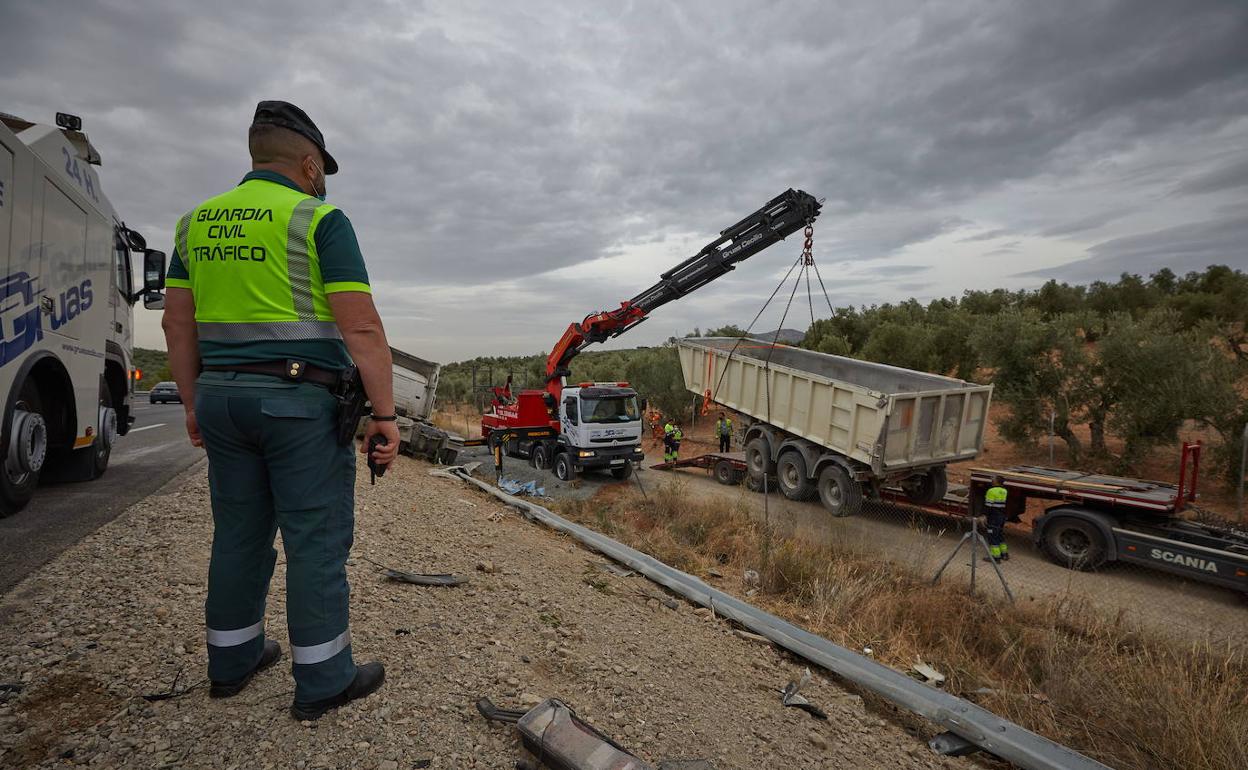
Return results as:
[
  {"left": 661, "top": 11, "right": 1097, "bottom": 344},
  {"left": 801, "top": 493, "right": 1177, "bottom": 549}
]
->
[{"left": 332, "top": 366, "right": 369, "bottom": 446}]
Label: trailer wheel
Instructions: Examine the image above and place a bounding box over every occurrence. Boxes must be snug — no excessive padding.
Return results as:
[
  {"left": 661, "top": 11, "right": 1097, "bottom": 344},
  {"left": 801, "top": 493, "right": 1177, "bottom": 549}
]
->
[
  {"left": 817, "top": 465, "right": 862, "bottom": 517},
  {"left": 776, "top": 451, "right": 817, "bottom": 501},
  {"left": 904, "top": 467, "right": 948, "bottom": 506},
  {"left": 714, "top": 460, "right": 740, "bottom": 486},
  {"left": 1042, "top": 517, "right": 1107, "bottom": 571},
  {"left": 744, "top": 473, "right": 773, "bottom": 493},
  {"left": 531, "top": 444, "right": 551, "bottom": 470},
  {"left": 745, "top": 438, "right": 775, "bottom": 478},
  {"left": 554, "top": 452, "right": 576, "bottom": 481},
  {"left": 610, "top": 462, "right": 633, "bottom": 480},
  {"left": 0, "top": 380, "right": 47, "bottom": 517}
]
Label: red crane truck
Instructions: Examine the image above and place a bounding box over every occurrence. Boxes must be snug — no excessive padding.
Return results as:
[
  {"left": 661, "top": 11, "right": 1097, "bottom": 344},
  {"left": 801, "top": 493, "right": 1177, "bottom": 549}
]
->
[{"left": 480, "top": 189, "right": 822, "bottom": 482}]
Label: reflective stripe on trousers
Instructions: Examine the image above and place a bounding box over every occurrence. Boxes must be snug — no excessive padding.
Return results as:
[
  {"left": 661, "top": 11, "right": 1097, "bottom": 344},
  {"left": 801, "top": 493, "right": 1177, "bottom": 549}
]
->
[
  {"left": 207, "top": 620, "right": 264, "bottom": 648},
  {"left": 291, "top": 629, "right": 351, "bottom": 666}
]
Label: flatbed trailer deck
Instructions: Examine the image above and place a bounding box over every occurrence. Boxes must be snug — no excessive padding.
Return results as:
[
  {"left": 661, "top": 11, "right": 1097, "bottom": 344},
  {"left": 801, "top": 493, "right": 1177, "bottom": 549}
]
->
[{"left": 654, "top": 444, "right": 1248, "bottom": 595}]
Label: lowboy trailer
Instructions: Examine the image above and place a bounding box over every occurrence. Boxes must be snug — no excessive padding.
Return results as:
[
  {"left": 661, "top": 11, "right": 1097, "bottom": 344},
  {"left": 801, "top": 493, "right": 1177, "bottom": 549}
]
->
[{"left": 658, "top": 442, "right": 1248, "bottom": 594}]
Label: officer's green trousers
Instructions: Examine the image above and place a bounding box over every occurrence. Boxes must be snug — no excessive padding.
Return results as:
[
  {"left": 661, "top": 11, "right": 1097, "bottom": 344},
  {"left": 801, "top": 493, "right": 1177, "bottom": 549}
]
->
[{"left": 195, "top": 372, "right": 356, "bottom": 702}]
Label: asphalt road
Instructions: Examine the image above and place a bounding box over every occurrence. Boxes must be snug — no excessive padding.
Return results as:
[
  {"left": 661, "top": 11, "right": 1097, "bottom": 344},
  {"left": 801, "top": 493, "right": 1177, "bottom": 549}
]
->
[{"left": 0, "top": 399, "right": 205, "bottom": 596}]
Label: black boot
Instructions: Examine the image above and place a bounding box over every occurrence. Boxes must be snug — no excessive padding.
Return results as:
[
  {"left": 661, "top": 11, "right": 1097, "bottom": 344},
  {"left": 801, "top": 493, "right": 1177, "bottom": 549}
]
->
[
  {"left": 210, "top": 639, "right": 282, "bottom": 698},
  {"left": 290, "top": 662, "right": 385, "bottom": 721}
]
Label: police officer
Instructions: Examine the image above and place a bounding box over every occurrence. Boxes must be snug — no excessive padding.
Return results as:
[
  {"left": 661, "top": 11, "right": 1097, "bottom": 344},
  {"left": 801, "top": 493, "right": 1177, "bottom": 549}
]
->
[
  {"left": 983, "top": 475, "right": 1009, "bottom": 563},
  {"left": 162, "top": 101, "right": 398, "bottom": 720},
  {"left": 715, "top": 411, "right": 733, "bottom": 453}
]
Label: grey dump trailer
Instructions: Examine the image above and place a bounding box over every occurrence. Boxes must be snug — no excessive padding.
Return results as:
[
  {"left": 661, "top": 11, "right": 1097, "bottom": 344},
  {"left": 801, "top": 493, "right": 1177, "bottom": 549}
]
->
[
  {"left": 371, "top": 347, "right": 458, "bottom": 464},
  {"left": 678, "top": 337, "right": 992, "bottom": 516}
]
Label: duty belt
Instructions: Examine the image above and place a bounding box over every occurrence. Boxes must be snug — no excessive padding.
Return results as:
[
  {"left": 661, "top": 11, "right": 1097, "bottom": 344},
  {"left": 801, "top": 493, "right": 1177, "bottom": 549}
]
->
[{"left": 202, "top": 360, "right": 341, "bottom": 388}]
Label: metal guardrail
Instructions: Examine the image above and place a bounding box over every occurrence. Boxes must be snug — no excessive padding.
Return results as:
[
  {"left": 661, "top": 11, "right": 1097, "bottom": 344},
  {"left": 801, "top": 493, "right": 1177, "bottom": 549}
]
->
[{"left": 450, "top": 468, "right": 1112, "bottom": 770}]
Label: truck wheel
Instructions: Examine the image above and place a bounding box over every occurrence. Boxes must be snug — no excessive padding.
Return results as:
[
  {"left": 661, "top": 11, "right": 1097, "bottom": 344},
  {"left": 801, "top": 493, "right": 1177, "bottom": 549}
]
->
[
  {"left": 531, "top": 444, "right": 551, "bottom": 470},
  {"left": 905, "top": 467, "right": 948, "bottom": 506},
  {"left": 817, "top": 465, "right": 862, "bottom": 517},
  {"left": 714, "top": 459, "right": 740, "bottom": 486},
  {"left": 610, "top": 463, "right": 633, "bottom": 480},
  {"left": 745, "top": 438, "right": 775, "bottom": 479},
  {"left": 776, "top": 451, "right": 817, "bottom": 501},
  {"left": 62, "top": 387, "right": 116, "bottom": 481},
  {"left": 554, "top": 452, "right": 577, "bottom": 481},
  {"left": 0, "top": 381, "right": 47, "bottom": 517},
  {"left": 1042, "top": 517, "right": 1107, "bottom": 571}
]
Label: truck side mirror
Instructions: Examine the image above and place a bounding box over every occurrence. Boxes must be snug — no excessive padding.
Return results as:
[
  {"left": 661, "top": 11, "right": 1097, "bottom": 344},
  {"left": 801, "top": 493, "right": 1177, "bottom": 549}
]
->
[
  {"left": 143, "top": 249, "right": 167, "bottom": 292},
  {"left": 143, "top": 292, "right": 165, "bottom": 310}
]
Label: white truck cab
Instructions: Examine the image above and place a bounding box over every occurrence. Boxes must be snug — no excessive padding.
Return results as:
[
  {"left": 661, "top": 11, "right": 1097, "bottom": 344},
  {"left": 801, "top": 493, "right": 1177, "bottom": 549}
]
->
[
  {"left": 552, "top": 383, "right": 644, "bottom": 481},
  {"left": 0, "top": 111, "right": 166, "bottom": 515}
]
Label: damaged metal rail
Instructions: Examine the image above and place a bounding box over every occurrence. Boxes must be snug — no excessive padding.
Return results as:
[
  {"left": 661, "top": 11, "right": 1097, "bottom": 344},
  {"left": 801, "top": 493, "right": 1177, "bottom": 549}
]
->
[{"left": 448, "top": 468, "right": 1111, "bottom": 770}]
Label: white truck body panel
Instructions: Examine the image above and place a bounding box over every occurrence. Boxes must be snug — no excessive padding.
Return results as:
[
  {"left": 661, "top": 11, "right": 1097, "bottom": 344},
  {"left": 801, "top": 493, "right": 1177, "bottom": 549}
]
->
[
  {"left": 679, "top": 337, "right": 992, "bottom": 473},
  {"left": 0, "top": 113, "right": 138, "bottom": 496}
]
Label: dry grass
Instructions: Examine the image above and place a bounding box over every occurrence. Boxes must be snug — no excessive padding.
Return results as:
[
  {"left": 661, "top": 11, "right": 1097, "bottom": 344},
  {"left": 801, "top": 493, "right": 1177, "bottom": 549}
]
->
[{"left": 556, "top": 481, "right": 1248, "bottom": 770}]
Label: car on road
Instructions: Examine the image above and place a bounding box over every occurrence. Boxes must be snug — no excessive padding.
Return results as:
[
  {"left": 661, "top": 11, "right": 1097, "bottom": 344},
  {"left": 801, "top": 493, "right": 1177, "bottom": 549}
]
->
[{"left": 149, "top": 382, "right": 181, "bottom": 404}]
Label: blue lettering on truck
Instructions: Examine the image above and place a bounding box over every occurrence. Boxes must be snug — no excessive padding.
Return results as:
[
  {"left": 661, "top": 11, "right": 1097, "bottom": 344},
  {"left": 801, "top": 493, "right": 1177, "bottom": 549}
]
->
[{"left": 0, "top": 272, "right": 95, "bottom": 366}]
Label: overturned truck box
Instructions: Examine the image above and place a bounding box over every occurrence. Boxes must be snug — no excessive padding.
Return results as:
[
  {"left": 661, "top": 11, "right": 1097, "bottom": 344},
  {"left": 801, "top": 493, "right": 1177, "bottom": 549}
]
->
[
  {"left": 359, "top": 347, "right": 459, "bottom": 464},
  {"left": 678, "top": 337, "right": 992, "bottom": 516}
]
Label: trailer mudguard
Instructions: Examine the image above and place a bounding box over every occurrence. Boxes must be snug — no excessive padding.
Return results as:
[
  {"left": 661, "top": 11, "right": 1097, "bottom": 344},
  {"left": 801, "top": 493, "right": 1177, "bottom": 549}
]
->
[{"left": 1033, "top": 506, "right": 1120, "bottom": 563}]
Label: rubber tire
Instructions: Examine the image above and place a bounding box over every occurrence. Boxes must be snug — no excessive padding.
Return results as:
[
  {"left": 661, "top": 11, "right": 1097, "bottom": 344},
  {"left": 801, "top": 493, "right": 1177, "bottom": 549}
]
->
[
  {"left": 1042, "top": 517, "right": 1108, "bottom": 571},
  {"left": 61, "top": 386, "right": 113, "bottom": 482},
  {"left": 744, "top": 472, "right": 775, "bottom": 493},
  {"left": 776, "top": 451, "right": 817, "bottom": 501},
  {"left": 817, "top": 464, "right": 863, "bottom": 518},
  {"left": 745, "top": 437, "right": 775, "bottom": 478},
  {"left": 554, "top": 452, "right": 576, "bottom": 482},
  {"left": 905, "top": 467, "right": 949, "bottom": 506},
  {"left": 610, "top": 463, "right": 633, "bottom": 480},
  {"left": 531, "top": 444, "right": 551, "bottom": 470},
  {"left": 714, "top": 460, "right": 739, "bottom": 486},
  {"left": 0, "top": 380, "right": 45, "bottom": 517}
]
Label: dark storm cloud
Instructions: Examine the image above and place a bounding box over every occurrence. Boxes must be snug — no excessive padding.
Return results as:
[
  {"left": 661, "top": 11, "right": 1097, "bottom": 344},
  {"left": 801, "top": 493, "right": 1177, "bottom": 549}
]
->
[
  {"left": 1020, "top": 214, "right": 1248, "bottom": 282},
  {"left": 1173, "top": 157, "right": 1248, "bottom": 196},
  {"left": 1040, "top": 210, "right": 1131, "bottom": 238},
  {"left": 3, "top": 0, "right": 1246, "bottom": 359},
  {"left": 958, "top": 228, "right": 1013, "bottom": 243}
]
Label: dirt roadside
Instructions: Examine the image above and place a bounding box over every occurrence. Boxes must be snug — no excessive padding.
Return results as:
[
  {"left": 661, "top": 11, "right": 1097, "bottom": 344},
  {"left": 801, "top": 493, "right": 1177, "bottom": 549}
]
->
[
  {"left": 0, "top": 457, "right": 972, "bottom": 770},
  {"left": 460, "top": 437, "right": 1246, "bottom": 650}
]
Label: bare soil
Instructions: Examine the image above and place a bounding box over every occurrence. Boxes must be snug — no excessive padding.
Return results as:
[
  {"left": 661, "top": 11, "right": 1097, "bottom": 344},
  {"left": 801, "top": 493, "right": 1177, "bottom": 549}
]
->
[{"left": 0, "top": 457, "right": 969, "bottom": 770}]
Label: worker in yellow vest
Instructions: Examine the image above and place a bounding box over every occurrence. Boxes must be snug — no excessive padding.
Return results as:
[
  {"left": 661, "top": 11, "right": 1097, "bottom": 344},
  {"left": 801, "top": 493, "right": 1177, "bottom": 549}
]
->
[
  {"left": 983, "top": 475, "right": 1009, "bottom": 562},
  {"left": 163, "top": 101, "right": 393, "bottom": 720},
  {"left": 663, "top": 421, "right": 683, "bottom": 463},
  {"left": 715, "top": 411, "right": 733, "bottom": 453}
]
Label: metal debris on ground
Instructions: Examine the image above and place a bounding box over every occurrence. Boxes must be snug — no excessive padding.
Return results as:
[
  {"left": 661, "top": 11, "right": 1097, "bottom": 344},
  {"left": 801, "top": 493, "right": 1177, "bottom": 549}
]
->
[
  {"left": 359, "top": 556, "right": 469, "bottom": 587},
  {"left": 780, "top": 668, "right": 828, "bottom": 720},
  {"left": 499, "top": 478, "right": 547, "bottom": 497},
  {"left": 911, "top": 660, "right": 946, "bottom": 686},
  {"left": 141, "top": 666, "right": 205, "bottom": 702},
  {"left": 478, "top": 696, "right": 654, "bottom": 770},
  {"left": 589, "top": 560, "right": 635, "bottom": 578}
]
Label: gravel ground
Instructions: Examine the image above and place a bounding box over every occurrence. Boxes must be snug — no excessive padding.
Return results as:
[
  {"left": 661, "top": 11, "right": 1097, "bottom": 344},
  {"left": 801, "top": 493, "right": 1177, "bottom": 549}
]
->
[{"left": 0, "top": 455, "right": 967, "bottom": 770}]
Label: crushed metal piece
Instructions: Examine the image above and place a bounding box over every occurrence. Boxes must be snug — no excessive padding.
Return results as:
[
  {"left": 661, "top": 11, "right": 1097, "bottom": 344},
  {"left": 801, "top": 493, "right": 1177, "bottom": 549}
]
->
[
  {"left": 912, "top": 660, "right": 946, "bottom": 686},
  {"left": 780, "top": 668, "right": 828, "bottom": 720},
  {"left": 360, "top": 556, "right": 468, "bottom": 587}
]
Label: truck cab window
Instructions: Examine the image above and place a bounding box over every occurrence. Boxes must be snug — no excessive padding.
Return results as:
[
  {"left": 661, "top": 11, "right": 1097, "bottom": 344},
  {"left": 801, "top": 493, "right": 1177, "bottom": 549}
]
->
[
  {"left": 582, "top": 396, "right": 640, "bottom": 423},
  {"left": 114, "top": 229, "right": 132, "bottom": 298},
  {"left": 564, "top": 398, "right": 579, "bottom": 425}
]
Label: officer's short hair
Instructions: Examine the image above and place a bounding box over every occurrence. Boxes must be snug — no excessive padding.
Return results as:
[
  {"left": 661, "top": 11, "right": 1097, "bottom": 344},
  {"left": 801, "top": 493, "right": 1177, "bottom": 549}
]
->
[{"left": 249, "top": 124, "right": 318, "bottom": 166}]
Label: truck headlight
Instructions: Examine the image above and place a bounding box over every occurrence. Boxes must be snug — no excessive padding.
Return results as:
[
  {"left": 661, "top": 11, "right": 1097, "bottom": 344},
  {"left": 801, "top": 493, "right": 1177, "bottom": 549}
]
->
[{"left": 578, "top": 450, "right": 596, "bottom": 458}]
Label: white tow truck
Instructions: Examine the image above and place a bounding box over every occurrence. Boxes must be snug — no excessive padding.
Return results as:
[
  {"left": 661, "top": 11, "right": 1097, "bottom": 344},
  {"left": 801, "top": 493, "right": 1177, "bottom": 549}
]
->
[{"left": 0, "top": 111, "right": 166, "bottom": 515}]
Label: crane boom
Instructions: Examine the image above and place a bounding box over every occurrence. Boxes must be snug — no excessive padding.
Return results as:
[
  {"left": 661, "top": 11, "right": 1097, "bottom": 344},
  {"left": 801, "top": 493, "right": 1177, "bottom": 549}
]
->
[{"left": 543, "top": 188, "right": 821, "bottom": 397}]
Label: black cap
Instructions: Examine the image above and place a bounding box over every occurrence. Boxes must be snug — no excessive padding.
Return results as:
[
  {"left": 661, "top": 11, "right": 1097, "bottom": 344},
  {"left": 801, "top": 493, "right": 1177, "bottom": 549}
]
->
[{"left": 250, "top": 100, "right": 338, "bottom": 175}]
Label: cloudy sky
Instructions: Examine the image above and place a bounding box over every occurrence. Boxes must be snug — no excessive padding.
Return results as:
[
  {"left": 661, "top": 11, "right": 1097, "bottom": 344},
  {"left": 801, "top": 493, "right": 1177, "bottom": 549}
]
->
[{"left": 4, "top": 0, "right": 1247, "bottom": 362}]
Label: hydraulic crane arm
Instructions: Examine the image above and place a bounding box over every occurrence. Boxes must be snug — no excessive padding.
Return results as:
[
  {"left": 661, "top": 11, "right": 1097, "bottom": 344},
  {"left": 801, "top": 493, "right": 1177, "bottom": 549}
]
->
[{"left": 544, "top": 188, "right": 822, "bottom": 398}]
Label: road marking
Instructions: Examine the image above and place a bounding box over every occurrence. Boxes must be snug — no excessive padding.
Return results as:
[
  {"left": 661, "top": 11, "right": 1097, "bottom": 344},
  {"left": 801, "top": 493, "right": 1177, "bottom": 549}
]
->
[{"left": 128, "top": 423, "right": 167, "bottom": 433}]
